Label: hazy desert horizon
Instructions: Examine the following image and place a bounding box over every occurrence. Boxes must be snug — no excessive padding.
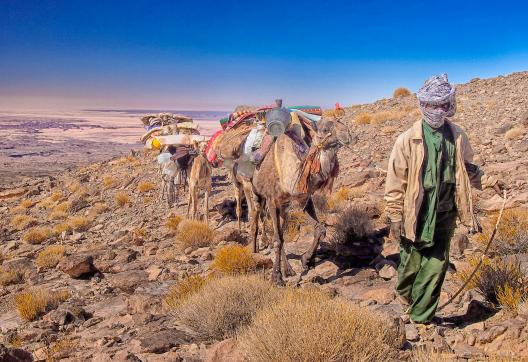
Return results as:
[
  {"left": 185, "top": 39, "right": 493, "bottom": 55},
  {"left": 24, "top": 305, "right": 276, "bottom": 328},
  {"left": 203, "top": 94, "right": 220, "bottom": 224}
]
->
[{"left": 0, "top": 108, "right": 225, "bottom": 184}]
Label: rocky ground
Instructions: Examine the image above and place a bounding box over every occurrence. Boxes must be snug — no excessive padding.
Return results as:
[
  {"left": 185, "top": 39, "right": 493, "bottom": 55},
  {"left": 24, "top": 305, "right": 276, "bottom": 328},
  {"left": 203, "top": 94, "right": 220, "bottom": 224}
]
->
[{"left": 1, "top": 71, "right": 528, "bottom": 361}]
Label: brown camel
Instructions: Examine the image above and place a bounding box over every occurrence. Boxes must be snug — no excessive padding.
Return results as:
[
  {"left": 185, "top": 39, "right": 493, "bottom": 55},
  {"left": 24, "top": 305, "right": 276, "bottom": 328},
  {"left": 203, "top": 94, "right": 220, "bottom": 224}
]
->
[
  {"left": 249, "top": 118, "right": 349, "bottom": 285},
  {"left": 187, "top": 142, "right": 212, "bottom": 225}
]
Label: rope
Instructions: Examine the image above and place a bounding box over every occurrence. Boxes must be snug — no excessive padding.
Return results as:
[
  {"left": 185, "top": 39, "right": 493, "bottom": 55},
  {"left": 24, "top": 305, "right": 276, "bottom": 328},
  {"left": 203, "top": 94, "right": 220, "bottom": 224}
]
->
[{"left": 437, "top": 189, "right": 507, "bottom": 311}]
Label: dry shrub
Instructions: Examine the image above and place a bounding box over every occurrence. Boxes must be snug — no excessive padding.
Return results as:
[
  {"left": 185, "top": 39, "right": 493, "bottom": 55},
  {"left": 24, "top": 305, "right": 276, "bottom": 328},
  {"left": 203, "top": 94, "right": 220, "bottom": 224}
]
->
[
  {"left": 166, "top": 215, "right": 183, "bottom": 232},
  {"left": 457, "top": 256, "right": 526, "bottom": 305},
  {"left": 89, "top": 202, "right": 108, "bottom": 216},
  {"left": 475, "top": 208, "right": 528, "bottom": 255},
  {"left": 49, "top": 201, "right": 71, "bottom": 220},
  {"left": 165, "top": 275, "right": 207, "bottom": 309},
  {"left": 327, "top": 186, "right": 363, "bottom": 211},
  {"left": 382, "top": 125, "right": 398, "bottom": 134},
  {"left": 133, "top": 227, "right": 146, "bottom": 238},
  {"left": 36, "top": 245, "right": 66, "bottom": 269},
  {"left": 211, "top": 245, "right": 256, "bottom": 275},
  {"left": 505, "top": 127, "right": 525, "bottom": 140},
  {"left": 50, "top": 191, "right": 63, "bottom": 202},
  {"left": 67, "top": 181, "right": 82, "bottom": 194},
  {"left": 393, "top": 87, "right": 411, "bottom": 98},
  {"left": 37, "top": 197, "right": 56, "bottom": 210},
  {"left": 10, "top": 215, "right": 37, "bottom": 230},
  {"left": 45, "top": 338, "right": 78, "bottom": 362},
  {"left": 102, "top": 176, "right": 117, "bottom": 189},
  {"left": 14, "top": 288, "right": 70, "bottom": 321},
  {"left": 175, "top": 274, "right": 278, "bottom": 340},
  {"left": 11, "top": 199, "right": 34, "bottom": 214},
  {"left": 177, "top": 220, "right": 214, "bottom": 249},
  {"left": 68, "top": 216, "right": 91, "bottom": 232},
  {"left": 22, "top": 227, "right": 52, "bottom": 244},
  {"left": 285, "top": 211, "right": 307, "bottom": 242},
  {"left": 137, "top": 181, "right": 155, "bottom": 193},
  {"left": 355, "top": 113, "right": 372, "bottom": 125},
  {"left": 0, "top": 267, "right": 24, "bottom": 286},
  {"left": 333, "top": 206, "right": 375, "bottom": 245},
  {"left": 114, "top": 192, "right": 130, "bottom": 207},
  {"left": 237, "top": 287, "right": 399, "bottom": 362},
  {"left": 411, "top": 347, "right": 455, "bottom": 362},
  {"left": 496, "top": 284, "right": 528, "bottom": 314},
  {"left": 54, "top": 222, "right": 71, "bottom": 235}
]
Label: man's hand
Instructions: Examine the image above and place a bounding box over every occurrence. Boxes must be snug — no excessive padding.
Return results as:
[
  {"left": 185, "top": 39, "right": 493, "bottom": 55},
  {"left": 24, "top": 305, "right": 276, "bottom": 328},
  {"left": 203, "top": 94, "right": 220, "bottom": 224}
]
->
[
  {"left": 390, "top": 221, "right": 402, "bottom": 243},
  {"left": 493, "top": 180, "right": 507, "bottom": 197}
]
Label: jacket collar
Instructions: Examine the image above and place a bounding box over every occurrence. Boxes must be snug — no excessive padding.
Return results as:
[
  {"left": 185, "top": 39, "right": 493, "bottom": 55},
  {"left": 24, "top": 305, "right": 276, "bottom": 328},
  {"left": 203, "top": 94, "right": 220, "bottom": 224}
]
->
[{"left": 410, "top": 119, "right": 456, "bottom": 140}]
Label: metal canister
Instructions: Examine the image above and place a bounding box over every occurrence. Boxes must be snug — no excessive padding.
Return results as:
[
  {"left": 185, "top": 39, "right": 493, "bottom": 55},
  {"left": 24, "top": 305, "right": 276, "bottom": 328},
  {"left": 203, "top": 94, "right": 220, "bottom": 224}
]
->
[{"left": 265, "top": 107, "right": 291, "bottom": 137}]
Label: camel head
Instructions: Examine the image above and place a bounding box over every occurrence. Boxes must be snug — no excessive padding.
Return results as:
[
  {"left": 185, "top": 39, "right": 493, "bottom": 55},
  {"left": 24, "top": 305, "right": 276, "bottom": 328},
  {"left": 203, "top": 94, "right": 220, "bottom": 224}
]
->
[
  {"left": 192, "top": 140, "right": 209, "bottom": 154},
  {"left": 315, "top": 117, "right": 353, "bottom": 150}
]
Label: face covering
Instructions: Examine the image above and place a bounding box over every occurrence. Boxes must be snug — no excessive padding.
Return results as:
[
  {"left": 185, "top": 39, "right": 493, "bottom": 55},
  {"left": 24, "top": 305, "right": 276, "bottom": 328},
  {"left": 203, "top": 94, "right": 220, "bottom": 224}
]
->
[{"left": 417, "top": 73, "right": 456, "bottom": 129}]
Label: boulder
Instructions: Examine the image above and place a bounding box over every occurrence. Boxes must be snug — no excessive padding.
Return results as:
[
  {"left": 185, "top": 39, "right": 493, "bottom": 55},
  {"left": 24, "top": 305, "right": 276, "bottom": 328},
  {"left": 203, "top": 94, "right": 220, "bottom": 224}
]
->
[
  {"left": 137, "top": 329, "right": 190, "bottom": 354},
  {"left": 0, "top": 343, "right": 33, "bottom": 361},
  {"left": 107, "top": 270, "right": 148, "bottom": 293},
  {"left": 205, "top": 338, "right": 243, "bottom": 362},
  {"left": 57, "top": 254, "right": 96, "bottom": 278}
]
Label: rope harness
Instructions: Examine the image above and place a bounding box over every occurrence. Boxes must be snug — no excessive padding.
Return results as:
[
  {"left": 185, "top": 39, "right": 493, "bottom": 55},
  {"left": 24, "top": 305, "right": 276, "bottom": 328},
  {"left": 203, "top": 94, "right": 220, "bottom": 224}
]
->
[{"left": 437, "top": 190, "right": 507, "bottom": 311}]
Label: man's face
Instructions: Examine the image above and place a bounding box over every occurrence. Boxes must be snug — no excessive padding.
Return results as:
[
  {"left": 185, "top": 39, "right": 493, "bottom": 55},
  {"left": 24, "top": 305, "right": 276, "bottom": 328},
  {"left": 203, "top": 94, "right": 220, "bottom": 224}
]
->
[{"left": 424, "top": 102, "right": 450, "bottom": 112}]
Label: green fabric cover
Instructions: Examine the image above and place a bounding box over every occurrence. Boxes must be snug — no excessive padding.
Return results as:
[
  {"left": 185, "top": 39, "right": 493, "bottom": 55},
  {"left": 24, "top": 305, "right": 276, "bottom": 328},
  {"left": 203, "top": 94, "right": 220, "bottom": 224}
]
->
[{"left": 416, "top": 121, "right": 456, "bottom": 246}]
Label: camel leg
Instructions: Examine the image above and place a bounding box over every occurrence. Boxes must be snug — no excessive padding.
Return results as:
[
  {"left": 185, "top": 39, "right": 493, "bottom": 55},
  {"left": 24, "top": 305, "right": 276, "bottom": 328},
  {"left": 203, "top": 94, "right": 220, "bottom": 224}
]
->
[
  {"left": 192, "top": 188, "right": 198, "bottom": 221},
  {"left": 269, "top": 201, "right": 285, "bottom": 286},
  {"left": 301, "top": 197, "right": 326, "bottom": 270},
  {"left": 204, "top": 189, "right": 210, "bottom": 226},
  {"left": 243, "top": 181, "right": 254, "bottom": 221},
  {"left": 235, "top": 185, "right": 242, "bottom": 230},
  {"left": 279, "top": 205, "right": 296, "bottom": 277},
  {"left": 249, "top": 195, "right": 261, "bottom": 253},
  {"left": 187, "top": 185, "right": 192, "bottom": 219}
]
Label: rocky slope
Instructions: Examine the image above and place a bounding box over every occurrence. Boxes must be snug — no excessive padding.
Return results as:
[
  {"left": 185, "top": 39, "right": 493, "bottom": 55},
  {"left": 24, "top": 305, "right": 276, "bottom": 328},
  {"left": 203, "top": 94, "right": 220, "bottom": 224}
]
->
[{"left": 1, "top": 71, "right": 528, "bottom": 361}]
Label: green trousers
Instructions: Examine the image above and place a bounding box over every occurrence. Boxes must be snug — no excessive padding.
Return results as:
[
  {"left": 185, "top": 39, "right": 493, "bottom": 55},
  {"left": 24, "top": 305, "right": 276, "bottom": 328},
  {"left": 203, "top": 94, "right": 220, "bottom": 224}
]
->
[{"left": 396, "top": 212, "right": 456, "bottom": 323}]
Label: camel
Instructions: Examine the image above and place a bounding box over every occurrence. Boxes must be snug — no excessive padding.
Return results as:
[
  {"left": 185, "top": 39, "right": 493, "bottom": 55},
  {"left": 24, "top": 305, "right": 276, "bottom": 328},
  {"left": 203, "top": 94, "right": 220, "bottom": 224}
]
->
[
  {"left": 249, "top": 117, "right": 350, "bottom": 285},
  {"left": 187, "top": 142, "right": 212, "bottom": 225}
]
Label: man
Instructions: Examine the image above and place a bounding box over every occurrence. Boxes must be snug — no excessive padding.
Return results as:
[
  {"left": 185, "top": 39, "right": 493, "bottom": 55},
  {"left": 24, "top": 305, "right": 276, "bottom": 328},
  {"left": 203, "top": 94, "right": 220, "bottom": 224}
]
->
[{"left": 384, "top": 73, "right": 504, "bottom": 324}]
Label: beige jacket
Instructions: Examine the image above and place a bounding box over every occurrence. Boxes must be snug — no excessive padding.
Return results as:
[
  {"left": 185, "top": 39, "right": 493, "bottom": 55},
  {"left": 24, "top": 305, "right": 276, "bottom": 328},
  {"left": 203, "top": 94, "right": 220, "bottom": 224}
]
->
[{"left": 384, "top": 120, "right": 497, "bottom": 241}]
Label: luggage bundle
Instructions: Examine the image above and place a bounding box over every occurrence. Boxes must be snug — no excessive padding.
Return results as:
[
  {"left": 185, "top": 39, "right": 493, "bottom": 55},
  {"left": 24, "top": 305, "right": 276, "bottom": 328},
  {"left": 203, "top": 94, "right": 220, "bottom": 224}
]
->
[
  {"left": 140, "top": 112, "right": 205, "bottom": 150},
  {"left": 205, "top": 102, "right": 322, "bottom": 172}
]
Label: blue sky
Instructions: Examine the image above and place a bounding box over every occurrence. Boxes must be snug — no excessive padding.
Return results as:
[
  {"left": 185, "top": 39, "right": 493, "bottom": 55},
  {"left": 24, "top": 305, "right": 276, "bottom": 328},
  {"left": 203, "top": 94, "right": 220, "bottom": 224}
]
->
[{"left": 1, "top": 0, "right": 527, "bottom": 110}]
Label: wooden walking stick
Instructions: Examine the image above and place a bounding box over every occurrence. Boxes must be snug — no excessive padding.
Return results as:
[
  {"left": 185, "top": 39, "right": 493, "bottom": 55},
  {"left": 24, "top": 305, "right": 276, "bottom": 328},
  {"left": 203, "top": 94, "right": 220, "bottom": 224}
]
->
[{"left": 437, "top": 190, "right": 507, "bottom": 311}]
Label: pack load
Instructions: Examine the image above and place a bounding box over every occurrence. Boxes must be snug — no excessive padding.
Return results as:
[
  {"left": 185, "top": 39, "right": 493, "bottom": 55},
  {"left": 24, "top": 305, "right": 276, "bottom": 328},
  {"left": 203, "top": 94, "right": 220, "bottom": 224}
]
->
[
  {"left": 205, "top": 100, "right": 320, "bottom": 176},
  {"left": 139, "top": 112, "right": 202, "bottom": 149}
]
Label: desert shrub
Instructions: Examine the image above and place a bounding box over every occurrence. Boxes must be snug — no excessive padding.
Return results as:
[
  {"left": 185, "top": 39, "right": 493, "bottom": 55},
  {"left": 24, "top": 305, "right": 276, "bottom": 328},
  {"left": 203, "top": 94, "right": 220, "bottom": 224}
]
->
[
  {"left": 457, "top": 256, "right": 526, "bottom": 305},
  {"left": 177, "top": 220, "right": 214, "bottom": 249},
  {"left": 44, "top": 338, "right": 79, "bottom": 362},
  {"left": 175, "top": 274, "right": 278, "bottom": 340},
  {"left": 327, "top": 186, "right": 363, "bottom": 211},
  {"left": 165, "top": 275, "right": 207, "bottom": 309},
  {"left": 211, "top": 245, "right": 256, "bottom": 275},
  {"left": 50, "top": 191, "right": 63, "bottom": 202},
  {"left": 237, "top": 287, "right": 399, "bottom": 361},
  {"left": 505, "top": 127, "right": 525, "bottom": 140},
  {"left": 11, "top": 199, "right": 34, "bottom": 214},
  {"left": 333, "top": 206, "right": 375, "bottom": 246},
  {"left": 54, "top": 222, "right": 71, "bottom": 235},
  {"left": 67, "top": 181, "right": 82, "bottom": 194},
  {"left": 10, "top": 215, "right": 37, "bottom": 230},
  {"left": 137, "top": 181, "right": 155, "bottom": 193},
  {"left": 475, "top": 208, "right": 528, "bottom": 255},
  {"left": 68, "top": 216, "right": 91, "bottom": 232},
  {"left": 102, "top": 176, "right": 117, "bottom": 189},
  {"left": 284, "top": 211, "right": 308, "bottom": 243},
  {"left": 355, "top": 113, "right": 372, "bottom": 125},
  {"left": 49, "top": 201, "right": 71, "bottom": 220},
  {"left": 37, "top": 197, "right": 56, "bottom": 210},
  {"left": 89, "top": 202, "right": 108, "bottom": 216},
  {"left": 133, "top": 227, "right": 146, "bottom": 238},
  {"left": 393, "top": 87, "right": 411, "bottom": 98},
  {"left": 22, "top": 227, "right": 52, "bottom": 244},
  {"left": 114, "top": 192, "right": 130, "bottom": 207},
  {"left": 0, "top": 267, "right": 24, "bottom": 286},
  {"left": 496, "top": 284, "right": 528, "bottom": 314},
  {"left": 36, "top": 245, "right": 66, "bottom": 269},
  {"left": 166, "top": 215, "right": 183, "bottom": 232},
  {"left": 411, "top": 347, "right": 455, "bottom": 362},
  {"left": 14, "top": 288, "right": 70, "bottom": 321},
  {"left": 382, "top": 125, "right": 398, "bottom": 135}
]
